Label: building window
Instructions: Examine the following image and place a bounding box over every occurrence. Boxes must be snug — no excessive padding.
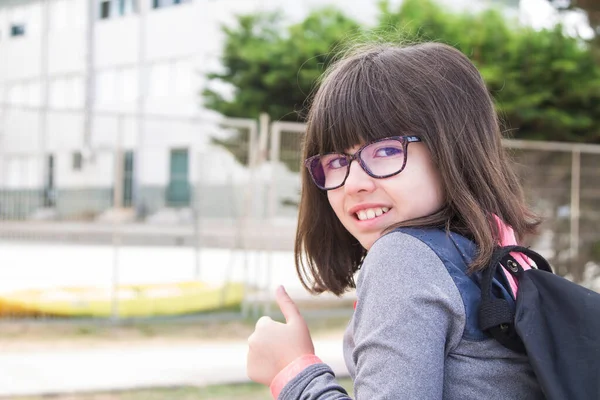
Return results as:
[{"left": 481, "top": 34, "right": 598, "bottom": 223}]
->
[
  {"left": 10, "top": 24, "right": 25, "bottom": 37},
  {"left": 72, "top": 152, "right": 83, "bottom": 171},
  {"left": 153, "top": 0, "right": 190, "bottom": 9},
  {"left": 99, "top": 0, "right": 111, "bottom": 19},
  {"left": 99, "top": 0, "right": 135, "bottom": 19},
  {"left": 44, "top": 155, "right": 56, "bottom": 208},
  {"left": 123, "top": 151, "right": 134, "bottom": 207},
  {"left": 167, "top": 149, "right": 190, "bottom": 207},
  {"left": 119, "top": 0, "right": 136, "bottom": 15}
]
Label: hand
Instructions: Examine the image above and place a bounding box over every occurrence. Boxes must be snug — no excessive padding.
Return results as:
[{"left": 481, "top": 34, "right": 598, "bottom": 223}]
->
[{"left": 247, "top": 285, "right": 315, "bottom": 385}]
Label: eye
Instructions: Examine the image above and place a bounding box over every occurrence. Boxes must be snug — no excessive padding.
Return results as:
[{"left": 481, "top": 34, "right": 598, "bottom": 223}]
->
[
  {"left": 374, "top": 146, "right": 403, "bottom": 158},
  {"left": 325, "top": 156, "right": 348, "bottom": 170}
]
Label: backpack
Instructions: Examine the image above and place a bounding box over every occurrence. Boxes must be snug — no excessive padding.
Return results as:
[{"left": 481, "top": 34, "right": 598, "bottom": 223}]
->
[{"left": 478, "top": 245, "right": 600, "bottom": 400}]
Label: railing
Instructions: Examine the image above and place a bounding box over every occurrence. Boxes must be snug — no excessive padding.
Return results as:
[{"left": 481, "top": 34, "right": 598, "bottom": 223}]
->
[{"left": 0, "top": 106, "right": 598, "bottom": 322}]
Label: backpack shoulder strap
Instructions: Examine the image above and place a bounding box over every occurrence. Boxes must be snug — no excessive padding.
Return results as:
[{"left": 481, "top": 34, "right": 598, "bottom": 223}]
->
[{"left": 479, "top": 246, "right": 553, "bottom": 353}]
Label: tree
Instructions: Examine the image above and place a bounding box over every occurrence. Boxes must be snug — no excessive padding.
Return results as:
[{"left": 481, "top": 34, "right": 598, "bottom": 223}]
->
[
  {"left": 203, "top": 9, "right": 361, "bottom": 171},
  {"left": 378, "top": 0, "right": 600, "bottom": 143},
  {"left": 547, "top": 0, "right": 600, "bottom": 37},
  {"left": 203, "top": 8, "right": 361, "bottom": 122},
  {"left": 546, "top": 0, "right": 600, "bottom": 66},
  {"left": 207, "top": 0, "right": 600, "bottom": 146}
]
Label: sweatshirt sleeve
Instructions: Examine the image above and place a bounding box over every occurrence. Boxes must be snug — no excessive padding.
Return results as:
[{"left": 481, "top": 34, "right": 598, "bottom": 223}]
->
[{"left": 278, "top": 231, "right": 466, "bottom": 399}]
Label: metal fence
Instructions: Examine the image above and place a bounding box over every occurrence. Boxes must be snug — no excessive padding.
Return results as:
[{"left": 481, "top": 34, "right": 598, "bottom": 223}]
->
[
  {"left": 0, "top": 108, "right": 599, "bottom": 321},
  {"left": 267, "top": 124, "right": 600, "bottom": 292},
  {"left": 502, "top": 140, "right": 600, "bottom": 285},
  {"left": 0, "top": 105, "right": 274, "bottom": 321}
]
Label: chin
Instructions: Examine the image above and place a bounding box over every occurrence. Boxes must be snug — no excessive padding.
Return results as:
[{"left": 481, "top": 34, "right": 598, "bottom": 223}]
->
[{"left": 358, "top": 236, "right": 377, "bottom": 251}]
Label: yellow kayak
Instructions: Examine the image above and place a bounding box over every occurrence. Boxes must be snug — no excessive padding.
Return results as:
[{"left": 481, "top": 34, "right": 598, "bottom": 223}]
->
[{"left": 0, "top": 281, "right": 244, "bottom": 318}]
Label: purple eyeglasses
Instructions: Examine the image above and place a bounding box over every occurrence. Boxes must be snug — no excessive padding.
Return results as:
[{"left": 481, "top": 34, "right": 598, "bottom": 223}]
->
[{"left": 304, "top": 136, "right": 422, "bottom": 190}]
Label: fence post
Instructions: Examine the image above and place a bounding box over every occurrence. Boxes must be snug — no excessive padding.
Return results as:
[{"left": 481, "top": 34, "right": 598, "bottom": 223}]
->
[
  {"left": 570, "top": 149, "right": 581, "bottom": 260},
  {"left": 252, "top": 112, "right": 274, "bottom": 316},
  {"left": 0, "top": 104, "right": 5, "bottom": 218},
  {"left": 240, "top": 118, "right": 260, "bottom": 318},
  {"left": 192, "top": 150, "right": 202, "bottom": 280},
  {"left": 113, "top": 116, "right": 124, "bottom": 209},
  {"left": 258, "top": 113, "right": 270, "bottom": 165},
  {"left": 110, "top": 114, "right": 125, "bottom": 322},
  {"left": 267, "top": 122, "right": 280, "bottom": 222}
]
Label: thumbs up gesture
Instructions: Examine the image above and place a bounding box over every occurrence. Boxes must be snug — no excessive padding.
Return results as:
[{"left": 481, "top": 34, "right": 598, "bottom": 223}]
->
[{"left": 247, "top": 286, "right": 315, "bottom": 385}]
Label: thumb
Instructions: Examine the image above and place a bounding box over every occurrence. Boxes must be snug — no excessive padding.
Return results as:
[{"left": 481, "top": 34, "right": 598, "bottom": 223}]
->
[{"left": 276, "top": 286, "right": 300, "bottom": 324}]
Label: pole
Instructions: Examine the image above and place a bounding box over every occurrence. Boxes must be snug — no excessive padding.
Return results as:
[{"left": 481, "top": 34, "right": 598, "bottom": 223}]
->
[
  {"left": 240, "top": 119, "right": 259, "bottom": 318},
  {"left": 133, "top": 0, "right": 148, "bottom": 212},
  {"left": 113, "top": 116, "right": 124, "bottom": 209},
  {"left": 0, "top": 96, "right": 6, "bottom": 204},
  {"left": 111, "top": 114, "right": 125, "bottom": 322},
  {"left": 569, "top": 149, "right": 581, "bottom": 260},
  {"left": 264, "top": 116, "right": 280, "bottom": 317},
  {"left": 39, "top": 0, "right": 50, "bottom": 208},
  {"left": 192, "top": 151, "right": 201, "bottom": 280},
  {"left": 83, "top": 0, "right": 96, "bottom": 161}
]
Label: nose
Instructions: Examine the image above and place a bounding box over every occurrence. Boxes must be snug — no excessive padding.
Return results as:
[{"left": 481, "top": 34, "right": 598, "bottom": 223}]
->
[{"left": 344, "top": 160, "right": 376, "bottom": 195}]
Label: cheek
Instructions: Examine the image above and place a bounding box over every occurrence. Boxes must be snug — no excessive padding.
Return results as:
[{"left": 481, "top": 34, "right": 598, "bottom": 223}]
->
[
  {"left": 420, "top": 168, "right": 445, "bottom": 212},
  {"left": 327, "top": 190, "right": 345, "bottom": 220},
  {"left": 394, "top": 162, "right": 444, "bottom": 213},
  {"left": 427, "top": 166, "right": 445, "bottom": 207}
]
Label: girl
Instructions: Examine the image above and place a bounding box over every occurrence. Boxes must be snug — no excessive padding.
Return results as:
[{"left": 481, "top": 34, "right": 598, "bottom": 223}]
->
[{"left": 246, "top": 42, "right": 544, "bottom": 399}]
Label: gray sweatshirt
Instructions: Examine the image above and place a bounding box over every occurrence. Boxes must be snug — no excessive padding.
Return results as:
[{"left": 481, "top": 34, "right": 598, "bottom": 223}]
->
[{"left": 278, "top": 228, "right": 544, "bottom": 399}]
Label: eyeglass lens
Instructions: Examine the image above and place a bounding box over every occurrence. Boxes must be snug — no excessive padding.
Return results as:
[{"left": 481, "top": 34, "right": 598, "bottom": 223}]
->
[{"left": 309, "top": 139, "right": 406, "bottom": 189}]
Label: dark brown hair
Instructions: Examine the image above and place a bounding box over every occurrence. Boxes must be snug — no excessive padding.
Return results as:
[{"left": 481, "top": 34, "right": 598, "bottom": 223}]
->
[{"left": 295, "top": 42, "right": 541, "bottom": 296}]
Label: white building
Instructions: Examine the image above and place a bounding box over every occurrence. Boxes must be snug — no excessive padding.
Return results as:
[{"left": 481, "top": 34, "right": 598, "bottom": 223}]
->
[{"left": 0, "top": 0, "right": 523, "bottom": 221}]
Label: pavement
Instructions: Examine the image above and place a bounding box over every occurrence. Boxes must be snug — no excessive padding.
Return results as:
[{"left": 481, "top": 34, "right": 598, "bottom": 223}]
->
[
  {"left": 0, "top": 239, "right": 352, "bottom": 397},
  {"left": 0, "top": 338, "right": 349, "bottom": 397},
  {"left": 0, "top": 219, "right": 297, "bottom": 251},
  {"left": 0, "top": 221, "right": 355, "bottom": 398}
]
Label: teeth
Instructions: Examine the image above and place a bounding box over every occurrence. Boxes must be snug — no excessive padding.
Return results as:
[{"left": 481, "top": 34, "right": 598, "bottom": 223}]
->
[{"left": 356, "top": 207, "right": 390, "bottom": 221}]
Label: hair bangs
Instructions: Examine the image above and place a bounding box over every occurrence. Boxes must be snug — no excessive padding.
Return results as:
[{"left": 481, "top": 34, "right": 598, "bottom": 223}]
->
[{"left": 307, "top": 52, "right": 411, "bottom": 156}]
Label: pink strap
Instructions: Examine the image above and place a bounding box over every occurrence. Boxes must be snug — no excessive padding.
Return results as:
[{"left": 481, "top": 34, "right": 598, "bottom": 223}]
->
[{"left": 494, "top": 216, "right": 532, "bottom": 298}]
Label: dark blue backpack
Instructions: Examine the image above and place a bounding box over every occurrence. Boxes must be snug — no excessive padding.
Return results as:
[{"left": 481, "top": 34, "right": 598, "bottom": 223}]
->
[{"left": 478, "top": 245, "right": 600, "bottom": 400}]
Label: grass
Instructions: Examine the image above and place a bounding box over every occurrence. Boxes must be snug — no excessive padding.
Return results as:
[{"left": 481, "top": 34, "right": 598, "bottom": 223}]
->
[
  {"left": 0, "top": 303, "right": 353, "bottom": 352},
  {"left": 19, "top": 379, "right": 354, "bottom": 400},
  {"left": 3, "top": 304, "right": 354, "bottom": 398},
  {"left": 0, "top": 313, "right": 350, "bottom": 342}
]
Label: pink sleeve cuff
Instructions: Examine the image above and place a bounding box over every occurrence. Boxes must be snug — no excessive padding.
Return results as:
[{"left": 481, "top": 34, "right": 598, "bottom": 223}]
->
[{"left": 269, "top": 354, "right": 323, "bottom": 399}]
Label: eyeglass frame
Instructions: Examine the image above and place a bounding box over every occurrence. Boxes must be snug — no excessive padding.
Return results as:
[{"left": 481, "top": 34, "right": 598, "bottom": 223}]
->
[{"left": 304, "top": 135, "right": 422, "bottom": 191}]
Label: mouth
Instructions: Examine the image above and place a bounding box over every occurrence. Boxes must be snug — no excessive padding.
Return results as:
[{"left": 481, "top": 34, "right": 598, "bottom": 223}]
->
[{"left": 353, "top": 206, "right": 391, "bottom": 222}]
